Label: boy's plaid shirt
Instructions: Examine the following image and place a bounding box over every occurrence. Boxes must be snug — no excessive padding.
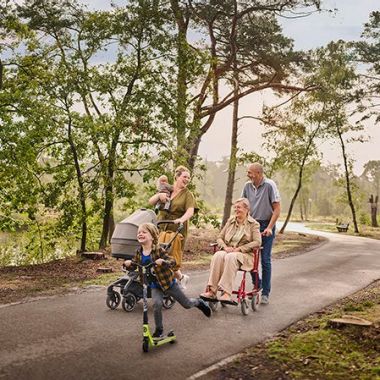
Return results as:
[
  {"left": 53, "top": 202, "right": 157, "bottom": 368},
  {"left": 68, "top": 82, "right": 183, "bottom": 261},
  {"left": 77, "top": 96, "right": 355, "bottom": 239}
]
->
[{"left": 131, "top": 246, "right": 176, "bottom": 291}]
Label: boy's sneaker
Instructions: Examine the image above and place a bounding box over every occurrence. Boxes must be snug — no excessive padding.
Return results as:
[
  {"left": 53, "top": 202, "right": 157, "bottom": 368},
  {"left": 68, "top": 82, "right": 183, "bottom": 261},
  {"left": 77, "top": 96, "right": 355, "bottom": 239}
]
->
[
  {"left": 261, "top": 295, "right": 269, "bottom": 304},
  {"left": 152, "top": 328, "right": 164, "bottom": 339},
  {"left": 180, "top": 274, "right": 190, "bottom": 290},
  {"left": 197, "top": 299, "right": 211, "bottom": 317}
]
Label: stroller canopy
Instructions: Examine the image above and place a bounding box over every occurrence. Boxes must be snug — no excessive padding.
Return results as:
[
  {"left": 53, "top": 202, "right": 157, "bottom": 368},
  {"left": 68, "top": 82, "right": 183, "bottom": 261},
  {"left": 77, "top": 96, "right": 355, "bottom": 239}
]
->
[{"left": 111, "top": 208, "right": 157, "bottom": 259}]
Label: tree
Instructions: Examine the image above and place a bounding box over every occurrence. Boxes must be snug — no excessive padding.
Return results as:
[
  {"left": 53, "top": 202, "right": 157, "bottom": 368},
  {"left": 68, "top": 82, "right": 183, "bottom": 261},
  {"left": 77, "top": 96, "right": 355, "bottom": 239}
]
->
[
  {"left": 309, "top": 41, "right": 364, "bottom": 233},
  {"left": 260, "top": 97, "right": 323, "bottom": 233},
  {"left": 164, "top": 0, "right": 321, "bottom": 169},
  {"left": 356, "top": 10, "right": 380, "bottom": 123},
  {"left": 3, "top": 0, "right": 173, "bottom": 254}
]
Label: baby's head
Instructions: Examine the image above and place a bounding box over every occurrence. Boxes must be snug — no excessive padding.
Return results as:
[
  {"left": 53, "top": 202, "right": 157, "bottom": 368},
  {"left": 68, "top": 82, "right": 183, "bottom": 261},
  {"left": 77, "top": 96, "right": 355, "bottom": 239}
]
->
[{"left": 156, "top": 175, "right": 168, "bottom": 189}]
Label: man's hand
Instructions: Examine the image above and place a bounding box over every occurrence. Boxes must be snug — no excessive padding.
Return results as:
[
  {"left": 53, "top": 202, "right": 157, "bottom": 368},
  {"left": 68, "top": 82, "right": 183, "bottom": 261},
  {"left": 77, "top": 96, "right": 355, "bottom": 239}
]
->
[{"left": 262, "top": 227, "right": 273, "bottom": 237}]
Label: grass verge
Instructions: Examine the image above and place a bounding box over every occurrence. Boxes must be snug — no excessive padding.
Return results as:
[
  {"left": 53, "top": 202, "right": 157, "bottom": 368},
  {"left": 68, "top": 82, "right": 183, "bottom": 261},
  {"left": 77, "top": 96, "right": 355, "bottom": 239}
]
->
[{"left": 203, "top": 280, "right": 380, "bottom": 380}]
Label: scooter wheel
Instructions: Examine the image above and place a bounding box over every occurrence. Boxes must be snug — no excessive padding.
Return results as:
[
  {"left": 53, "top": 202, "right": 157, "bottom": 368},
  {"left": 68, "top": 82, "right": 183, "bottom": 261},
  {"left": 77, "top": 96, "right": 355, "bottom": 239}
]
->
[
  {"left": 163, "top": 296, "right": 176, "bottom": 310},
  {"left": 106, "top": 291, "right": 121, "bottom": 310},
  {"left": 142, "top": 338, "right": 149, "bottom": 353},
  {"left": 122, "top": 292, "right": 137, "bottom": 312}
]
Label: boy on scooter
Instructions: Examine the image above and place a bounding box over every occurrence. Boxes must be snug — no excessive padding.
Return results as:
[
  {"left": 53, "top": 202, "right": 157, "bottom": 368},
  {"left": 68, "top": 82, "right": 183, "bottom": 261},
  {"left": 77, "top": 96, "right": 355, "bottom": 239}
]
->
[{"left": 124, "top": 222, "right": 211, "bottom": 338}]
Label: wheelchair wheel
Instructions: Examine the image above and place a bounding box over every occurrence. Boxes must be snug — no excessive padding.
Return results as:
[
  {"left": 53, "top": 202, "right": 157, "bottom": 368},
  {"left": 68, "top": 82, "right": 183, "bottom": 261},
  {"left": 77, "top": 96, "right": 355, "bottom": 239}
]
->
[
  {"left": 241, "top": 299, "right": 249, "bottom": 316},
  {"left": 122, "top": 292, "right": 137, "bottom": 312},
  {"left": 106, "top": 291, "right": 121, "bottom": 310},
  {"left": 251, "top": 294, "right": 260, "bottom": 311},
  {"left": 163, "top": 296, "right": 176, "bottom": 310}
]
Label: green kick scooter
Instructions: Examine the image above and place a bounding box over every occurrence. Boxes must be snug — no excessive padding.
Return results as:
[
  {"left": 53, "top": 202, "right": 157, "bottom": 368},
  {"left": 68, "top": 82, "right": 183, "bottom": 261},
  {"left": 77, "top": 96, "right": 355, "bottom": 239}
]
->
[{"left": 138, "top": 262, "right": 176, "bottom": 352}]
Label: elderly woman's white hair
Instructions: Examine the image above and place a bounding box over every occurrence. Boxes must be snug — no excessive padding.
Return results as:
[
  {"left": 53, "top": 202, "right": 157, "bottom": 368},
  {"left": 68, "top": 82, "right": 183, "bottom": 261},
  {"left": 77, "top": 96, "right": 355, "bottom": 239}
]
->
[{"left": 234, "top": 197, "right": 251, "bottom": 213}]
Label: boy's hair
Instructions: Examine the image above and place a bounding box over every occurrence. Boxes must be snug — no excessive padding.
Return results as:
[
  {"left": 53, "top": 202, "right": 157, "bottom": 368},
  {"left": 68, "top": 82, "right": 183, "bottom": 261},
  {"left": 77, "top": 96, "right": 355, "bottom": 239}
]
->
[
  {"left": 138, "top": 223, "right": 160, "bottom": 245},
  {"left": 174, "top": 165, "right": 190, "bottom": 180}
]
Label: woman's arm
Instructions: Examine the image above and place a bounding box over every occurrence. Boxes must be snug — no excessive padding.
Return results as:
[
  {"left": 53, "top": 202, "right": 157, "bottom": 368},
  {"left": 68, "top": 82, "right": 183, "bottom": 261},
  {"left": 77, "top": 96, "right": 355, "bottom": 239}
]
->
[
  {"left": 148, "top": 193, "right": 168, "bottom": 205},
  {"left": 173, "top": 207, "right": 194, "bottom": 224},
  {"left": 216, "top": 222, "right": 228, "bottom": 250}
]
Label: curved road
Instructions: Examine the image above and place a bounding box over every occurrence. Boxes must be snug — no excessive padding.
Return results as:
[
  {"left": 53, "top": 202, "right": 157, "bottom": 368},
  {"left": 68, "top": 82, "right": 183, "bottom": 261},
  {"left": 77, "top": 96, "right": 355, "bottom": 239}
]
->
[{"left": 1, "top": 224, "right": 379, "bottom": 380}]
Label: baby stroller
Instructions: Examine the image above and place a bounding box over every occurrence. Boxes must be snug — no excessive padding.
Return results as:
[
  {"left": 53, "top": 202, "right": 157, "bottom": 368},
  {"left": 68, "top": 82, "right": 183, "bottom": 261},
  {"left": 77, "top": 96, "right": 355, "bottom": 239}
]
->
[{"left": 106, "top": 209, "right": 178, "bottom": 312}]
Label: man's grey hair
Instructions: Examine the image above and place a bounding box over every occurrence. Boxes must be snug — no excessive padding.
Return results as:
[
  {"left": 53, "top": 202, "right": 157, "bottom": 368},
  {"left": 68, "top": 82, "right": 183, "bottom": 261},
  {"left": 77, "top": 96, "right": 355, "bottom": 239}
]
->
[{"left": 249, "top": 162, "right": 264, "bottom": 174}]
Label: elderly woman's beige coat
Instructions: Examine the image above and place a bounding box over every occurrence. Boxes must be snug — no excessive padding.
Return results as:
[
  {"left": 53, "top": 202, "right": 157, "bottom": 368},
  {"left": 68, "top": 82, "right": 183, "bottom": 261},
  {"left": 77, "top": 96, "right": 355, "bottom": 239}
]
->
[{"left": 216, "top": 215, "right": 262, "bottom": 271}]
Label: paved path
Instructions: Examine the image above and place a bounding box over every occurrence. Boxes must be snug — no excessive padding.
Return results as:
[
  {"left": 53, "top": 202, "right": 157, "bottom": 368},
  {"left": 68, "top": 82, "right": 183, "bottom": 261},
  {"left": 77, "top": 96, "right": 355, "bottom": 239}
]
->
[{"left": 1, "top": 224, "right": 379, "bottom": 380}]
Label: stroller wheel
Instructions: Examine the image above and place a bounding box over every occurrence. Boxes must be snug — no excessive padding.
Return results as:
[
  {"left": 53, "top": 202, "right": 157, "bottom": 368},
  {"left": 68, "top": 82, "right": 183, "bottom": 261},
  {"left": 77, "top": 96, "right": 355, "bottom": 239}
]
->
[
  {"left": 106, "top": 291, "right": 121, "bottom": 310},
  {"left": 122, "top": 292, "right": 137, "bottom": 312},
  {"left": 163, "top": 296, "right": 176, "bottom": 310}
]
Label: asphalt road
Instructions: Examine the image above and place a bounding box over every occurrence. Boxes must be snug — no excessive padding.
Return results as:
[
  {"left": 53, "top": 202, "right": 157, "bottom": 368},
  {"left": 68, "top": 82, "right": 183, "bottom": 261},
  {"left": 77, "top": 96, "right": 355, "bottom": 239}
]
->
[{"left": 1, "top": 224, "right": 379, "bottom": 380}]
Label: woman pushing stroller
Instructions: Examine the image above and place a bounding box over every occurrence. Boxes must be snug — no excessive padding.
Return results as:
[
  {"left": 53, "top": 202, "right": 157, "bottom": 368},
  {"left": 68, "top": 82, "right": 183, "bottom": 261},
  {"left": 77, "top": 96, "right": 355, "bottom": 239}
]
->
[
  {"left": 149, "top": 165, "right": 196, "bottom": 289},
  {"left": 124, "top": 223, "right": 211, "bottom": 338}
]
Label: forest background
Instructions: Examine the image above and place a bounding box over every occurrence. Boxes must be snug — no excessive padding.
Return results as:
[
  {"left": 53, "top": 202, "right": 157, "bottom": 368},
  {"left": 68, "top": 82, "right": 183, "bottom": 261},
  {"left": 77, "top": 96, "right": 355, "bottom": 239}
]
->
[{"left": 1, "top": 0, "right": 380, "bottom": 266}]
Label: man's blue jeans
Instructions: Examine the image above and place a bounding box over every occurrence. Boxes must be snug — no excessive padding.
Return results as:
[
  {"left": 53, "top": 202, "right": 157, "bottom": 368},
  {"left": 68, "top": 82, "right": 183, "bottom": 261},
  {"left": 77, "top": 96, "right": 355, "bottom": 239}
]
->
[{"left": 252, "top": 221, "right": 276, "bottom": 297}]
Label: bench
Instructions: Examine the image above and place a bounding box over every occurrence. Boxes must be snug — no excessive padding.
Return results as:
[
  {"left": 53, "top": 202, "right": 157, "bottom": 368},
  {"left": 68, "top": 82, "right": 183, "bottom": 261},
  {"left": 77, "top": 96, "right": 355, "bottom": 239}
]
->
[{"left": 336, "top": 223, "right": 349, "bottom": 232}]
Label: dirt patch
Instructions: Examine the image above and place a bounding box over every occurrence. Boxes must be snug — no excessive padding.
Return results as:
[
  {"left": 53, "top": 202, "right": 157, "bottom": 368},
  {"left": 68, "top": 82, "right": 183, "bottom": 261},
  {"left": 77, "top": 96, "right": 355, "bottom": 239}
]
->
[
  {"left": 0, "top": 228, "right": 324, "bottom": 305},
  {"left": 201, "top": 280, "right": 380, "bottom": 380}
]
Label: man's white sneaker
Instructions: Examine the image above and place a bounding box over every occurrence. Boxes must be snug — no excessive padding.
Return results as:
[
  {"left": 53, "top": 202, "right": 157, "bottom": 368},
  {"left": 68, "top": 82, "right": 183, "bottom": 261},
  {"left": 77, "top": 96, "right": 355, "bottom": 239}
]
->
[
  {"left": 180, "top": 274, "right": 190, "bottom": 289},
  {"left": 261, "top": 295, "right": 269, "bottom": 304}
]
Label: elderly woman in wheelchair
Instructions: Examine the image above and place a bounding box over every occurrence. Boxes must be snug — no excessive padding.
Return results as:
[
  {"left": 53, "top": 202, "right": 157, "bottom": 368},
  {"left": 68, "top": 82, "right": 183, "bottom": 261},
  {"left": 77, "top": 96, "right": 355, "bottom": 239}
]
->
[{"left": 200, "top": 198, "right": 262, "bottom": 304}]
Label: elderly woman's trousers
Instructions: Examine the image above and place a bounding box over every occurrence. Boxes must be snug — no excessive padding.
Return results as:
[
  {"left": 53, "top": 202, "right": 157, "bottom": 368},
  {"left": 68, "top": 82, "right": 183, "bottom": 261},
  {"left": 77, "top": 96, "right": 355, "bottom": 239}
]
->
[{"left": 207, "top": 250, "right": 241, "bottom": 295}]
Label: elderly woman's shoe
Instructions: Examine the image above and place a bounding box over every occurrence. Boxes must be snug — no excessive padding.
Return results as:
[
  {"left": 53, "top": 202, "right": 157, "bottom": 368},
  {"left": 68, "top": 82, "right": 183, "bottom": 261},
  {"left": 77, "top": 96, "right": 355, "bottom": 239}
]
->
[{"left": 218, "top": 292, "right": 237, "bottom": 305}]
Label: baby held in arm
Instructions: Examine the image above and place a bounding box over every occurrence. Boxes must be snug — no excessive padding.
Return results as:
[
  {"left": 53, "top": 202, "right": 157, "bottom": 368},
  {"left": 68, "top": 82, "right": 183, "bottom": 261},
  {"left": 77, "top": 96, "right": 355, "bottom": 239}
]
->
[{"left": 155, "top": 175, "right": 173, "bottom": 212}]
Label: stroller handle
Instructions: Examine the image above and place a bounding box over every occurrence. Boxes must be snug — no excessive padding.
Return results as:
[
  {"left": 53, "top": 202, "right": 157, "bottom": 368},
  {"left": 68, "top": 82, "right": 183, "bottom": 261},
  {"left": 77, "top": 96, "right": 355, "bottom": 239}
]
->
[{"left": 156, "top": 220, "right": 184, "bottom": 233}]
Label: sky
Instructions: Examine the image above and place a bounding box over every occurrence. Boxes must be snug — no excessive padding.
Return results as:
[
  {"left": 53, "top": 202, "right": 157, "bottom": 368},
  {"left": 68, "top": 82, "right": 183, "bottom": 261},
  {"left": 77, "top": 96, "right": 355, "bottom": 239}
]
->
[
  {"left": 198, "top": 0, "right": 380, "bottom": 175},
  {"left": 81, "top": 0, "right": 380, "bottom": 175}
]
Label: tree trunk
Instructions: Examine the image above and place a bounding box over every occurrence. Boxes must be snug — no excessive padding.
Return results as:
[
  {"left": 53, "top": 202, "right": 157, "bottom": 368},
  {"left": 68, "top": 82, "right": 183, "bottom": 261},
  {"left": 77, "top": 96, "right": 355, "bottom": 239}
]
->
[
  {"left": 280, "top": 167, "right": 303, "bottom": 233},
  {"left": 222, "top": 81, "right": 239, "bottom": 227},
  {"left": 67, "top": 121, "right": 87, "bottom": 253},
  {"left": 337, "top": 127, "right": 359, "bottom": 233},
  {"left": 170, "top": 0, "right": 189, "bottom": 167},
  {"left": 299, "top": 192, "right": 304, "bottom": 221},
  {"left": 99, "top": 136, "right": 118, "bottom": 249},
  {"left": 279, "top": 127, "right": 320, "bottom": 233},
  {"left": 369, "top": 194, "right": 379, "bottom": 227}
]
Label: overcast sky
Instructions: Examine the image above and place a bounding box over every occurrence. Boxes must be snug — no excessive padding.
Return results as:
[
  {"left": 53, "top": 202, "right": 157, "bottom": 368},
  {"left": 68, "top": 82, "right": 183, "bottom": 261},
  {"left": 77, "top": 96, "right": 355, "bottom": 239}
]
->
[{"left": 82, "top": 0, "right": 379, "bottom": 175}]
